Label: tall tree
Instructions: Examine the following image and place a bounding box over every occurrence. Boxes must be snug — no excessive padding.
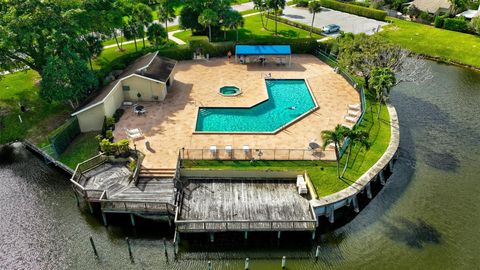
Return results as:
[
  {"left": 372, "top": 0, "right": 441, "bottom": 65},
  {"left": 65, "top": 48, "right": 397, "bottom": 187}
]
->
[
  {"left": 82, "top": 35, "right": 103, "bottom": 71},
  {"left": 308, "top": 1, "right": 322, "bottom": 37},
  {"left": 322, "top": 125, "right": 348, "bottom": 178},
  {"left": 0, "top": 0, "right": 88, "bottom": 75},
  {"left": 123, "top": 23, "right": 140, "bottom": 51},
  {"left": 147, "top": 23, "right": 168, "bottom": 46},
  {"left": 223, "top": 10, "right": 244, "bottom": 41},
  {"left": 370, "top": 67, "right": 396, "bottom": 118},
  {"left": 267, "top": 0, "right": 286, "bottom": 36},
  {"left": 341, "top": 128, "right": 370, "bottom": 177},
  {"left": 132, "top": 3, "right": 154, "bottom": 48},
  {"left": 40, "top": 49, "right": 98, "bottom": 109},
  {"left": 199, "top": 9, "right": 219, "bottom": 42},
  {"left": 253, "top": 0, "right": 268, "bottom": 29},
  {"left": 157, "top": 0, "right": 176, "bottom": 40}
]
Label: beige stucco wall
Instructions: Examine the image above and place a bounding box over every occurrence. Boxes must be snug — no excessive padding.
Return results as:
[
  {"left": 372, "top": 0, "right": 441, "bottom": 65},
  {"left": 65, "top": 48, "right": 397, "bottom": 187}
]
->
[
  {"left": 122, "top": 75, "right": 167, "bottom": 101},
  {"left": 77, "top": 103, "right": 105, "bottom": 132},
  {"left": 103, "top": 83, "right": 124, "bottom": 117}
]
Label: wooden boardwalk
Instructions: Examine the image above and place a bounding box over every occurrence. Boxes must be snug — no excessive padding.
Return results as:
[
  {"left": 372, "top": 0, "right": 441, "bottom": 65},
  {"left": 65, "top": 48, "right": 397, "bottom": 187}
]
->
[{"left": 176, "top": 179, "right": 317, "bottom": 232}]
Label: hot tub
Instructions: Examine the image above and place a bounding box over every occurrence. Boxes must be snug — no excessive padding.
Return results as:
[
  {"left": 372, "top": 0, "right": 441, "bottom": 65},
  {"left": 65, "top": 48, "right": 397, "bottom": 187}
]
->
[{"left": 219, "top": 86, "right": 242, "bottom": 96}]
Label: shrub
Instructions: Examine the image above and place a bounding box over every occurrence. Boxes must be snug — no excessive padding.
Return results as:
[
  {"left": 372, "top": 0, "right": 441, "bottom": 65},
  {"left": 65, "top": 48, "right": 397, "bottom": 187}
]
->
[
  {"left": 319, "top": 0, "right": 387, "bottom": 21},
  {"left": 113, "top": 108, "right": 124, "bottom": 122},
  {"left": 296, "top": 0, "right": 310, "bottom": 8},
  {"left": 471, "top": 17, "right": 480, "bottom": 35},
  {"left": 106, "top": 117, "right": 115, "bottom": 128},
  {"left": 434, "top": 16, "right": 445, "bottom": 28},
  {"left": 105, "top": 129, "right": 113, "bottom": 141},
  {"left": 128, "top": 160, "right": 137, "bottom": 172},
  {"left": 99, "top": 138, "right": 130, "bottom": 157},
  {"left": 265, "top": 14, "right": 324, "bottom": 36},
  {"left": 444, "top": 17, "right": 469, "bottom": 33},
  {"left": 418, "top": 11, "right": 434, "bottom": 23}
]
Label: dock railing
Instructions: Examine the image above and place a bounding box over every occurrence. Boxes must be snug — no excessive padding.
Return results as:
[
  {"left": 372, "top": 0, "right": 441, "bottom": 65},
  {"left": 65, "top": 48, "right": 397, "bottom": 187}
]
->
[
  {"left": 314, "top": 47, "right": 367, "bottom": 158},
  {"left": 181, "top": 147, "right": 327, "bottom": 161},
  {"left": 70, "top": 154, "right": 108, "bottom": 201},
  {"left": 100, "top": 199, "right": 177, "bottom": 214},
  {"left": 174, "top": 219, "right": 317, "bottom": 232}
]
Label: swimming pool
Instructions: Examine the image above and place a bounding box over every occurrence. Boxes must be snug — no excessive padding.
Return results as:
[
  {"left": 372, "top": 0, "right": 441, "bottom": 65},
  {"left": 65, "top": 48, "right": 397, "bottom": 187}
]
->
[{"left": 195, "top": 79, "right": 317, "bottom": 133}]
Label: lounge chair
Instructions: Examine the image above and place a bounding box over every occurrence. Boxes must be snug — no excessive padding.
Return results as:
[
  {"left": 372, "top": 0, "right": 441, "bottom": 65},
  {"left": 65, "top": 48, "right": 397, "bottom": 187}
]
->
[
  {"left": 225, "top": 145, "right": 232, "bottom": 153},
  {"left": 210, "top": 145, "right": 217, "bottom": 155},
  {"left": 342, "top": 123, "right": 354, "bottom": 129},
  {"left": 347, "top": 110, "right": 361, "bottom": 117},
  {"left": 348, "top": 104, "right": 361, "bottom": 111},
  {"left": 125, "top": 128, "right": 144, "bottom": 140},
  {"left": 345, "top": 115, "right": 359, "bottom": 123},
  {"left": 243, "top": 145, "right": 250, "bottom": 153}
]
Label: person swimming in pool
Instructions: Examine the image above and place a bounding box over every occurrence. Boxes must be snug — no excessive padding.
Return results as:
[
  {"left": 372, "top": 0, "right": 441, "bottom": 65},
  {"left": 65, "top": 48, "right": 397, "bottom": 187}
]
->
[{"left": 288, "top": 106, "right": 297, "bottom": 110}]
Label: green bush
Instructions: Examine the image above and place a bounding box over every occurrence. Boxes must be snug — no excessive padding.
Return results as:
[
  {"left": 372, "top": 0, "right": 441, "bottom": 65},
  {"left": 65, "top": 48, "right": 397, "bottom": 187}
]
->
[
  {"left": 105, "top": 129, "right": 113, "bottom": 141},
  {"left": 434, "top": 16, "right": 445, "bottom": 28},
  {"left": 444, "top": 17, "right": 469, "bottom": 33},
  {"left": 99, "top": 138, "right": 130, "bottom": 157},
  {"left": 319, "top": 0, "right": 387, "bottom": 21},
  {"left": 296, "top": 0, "right": 310, "bottom": 7},
  {"left": 128, "top": 159, "right": 137, "bottom": 172},
  {"left": 106, "top": 117, "right": 115, "bottom": 128},
  {"left": 418, "top": 11, "right": 434, "bottom": 23}
]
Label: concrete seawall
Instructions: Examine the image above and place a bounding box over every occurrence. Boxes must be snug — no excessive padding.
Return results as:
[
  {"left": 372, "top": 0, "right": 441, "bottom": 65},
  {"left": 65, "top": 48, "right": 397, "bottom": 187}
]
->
[{"left": 310, "top": 103, "right": 400, "bottom": 222}]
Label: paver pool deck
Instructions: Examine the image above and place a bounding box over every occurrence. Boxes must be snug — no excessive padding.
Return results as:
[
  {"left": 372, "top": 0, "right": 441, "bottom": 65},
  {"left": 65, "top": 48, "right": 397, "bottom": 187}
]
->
[{"left": 113, "top": 55, "right": 359, "bottom": 169}]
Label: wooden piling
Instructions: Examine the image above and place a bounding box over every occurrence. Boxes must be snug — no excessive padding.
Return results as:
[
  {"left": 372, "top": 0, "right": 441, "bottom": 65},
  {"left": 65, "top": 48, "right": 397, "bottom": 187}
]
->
[
  {"left": 126, "top": 237, "right": 134, "bottom": 263},
  {"left": 281, "top": 256, "right": 286, "bottom": 269},
  {"left": 208, "top": 260, "right": 212, "bottom": 270},
  {"left": 89, "top": 236, "right": 98, "bottom": 257},
  {"left": 245, "top": 258, "right": 249, "bottom": 270},
  {"left": 73, "top": 191, "right": 80, "bottom": 207},
  {"left": 130, "top": 213, "right": 135, "bottom": 227},
  {"left": 101, "top": 211, "right": 108, "bottom": 227},
  {"left": 315, "top": 245, "right": 320, "bottom": 261}
]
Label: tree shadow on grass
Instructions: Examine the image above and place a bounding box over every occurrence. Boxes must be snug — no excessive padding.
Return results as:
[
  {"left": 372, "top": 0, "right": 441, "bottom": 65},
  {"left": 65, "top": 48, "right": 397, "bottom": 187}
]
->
[{"left": 382, "top": 217, "right": 442, "bottom": 249}]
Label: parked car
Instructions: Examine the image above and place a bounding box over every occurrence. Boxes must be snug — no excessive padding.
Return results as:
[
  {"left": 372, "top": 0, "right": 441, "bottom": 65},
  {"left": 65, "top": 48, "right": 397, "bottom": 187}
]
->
[{"left": 322, "top": 24, "right": 341, "bottom": 34}]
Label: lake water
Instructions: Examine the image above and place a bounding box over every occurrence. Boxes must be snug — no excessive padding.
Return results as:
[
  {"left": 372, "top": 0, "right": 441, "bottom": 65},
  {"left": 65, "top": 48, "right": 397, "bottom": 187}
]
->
[{"left": 1, "top": 61, "right": 479, "bottom": 269}]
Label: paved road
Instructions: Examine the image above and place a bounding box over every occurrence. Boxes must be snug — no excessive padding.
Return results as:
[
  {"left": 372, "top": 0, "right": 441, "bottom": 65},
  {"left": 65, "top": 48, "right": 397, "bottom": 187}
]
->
[{"left": 282, "top": 5, "right": 388, "bottom": 36}]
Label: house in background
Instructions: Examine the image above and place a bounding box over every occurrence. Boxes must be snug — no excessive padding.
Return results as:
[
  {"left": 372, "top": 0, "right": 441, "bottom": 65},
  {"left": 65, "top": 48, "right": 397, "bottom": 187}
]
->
[
  {"left": 411, "top": 0, "right": 452, "bottom": 15},
  {"left": 456, "top": 5, "right": 480, "bottom": 20},
  {"left": 72, "top": 51, "right": 177, "bottom": 132}
]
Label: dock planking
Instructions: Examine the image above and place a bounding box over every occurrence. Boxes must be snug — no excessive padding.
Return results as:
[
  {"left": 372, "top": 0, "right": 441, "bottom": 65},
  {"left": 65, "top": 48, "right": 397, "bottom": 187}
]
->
[{"left": 176, "top": 179, "right": 317, "bottom": 232}]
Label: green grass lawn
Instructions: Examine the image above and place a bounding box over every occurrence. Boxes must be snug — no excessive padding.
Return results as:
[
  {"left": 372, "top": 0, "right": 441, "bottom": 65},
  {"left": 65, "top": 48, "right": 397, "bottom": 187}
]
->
[
  {"left": 173, "top": 14, "right": 321, "bottom": 43},
  {"left": 58, "top": 132, "right": 99, "bottom": 169},
  {"left": 183, "top": 96, "right": 391, "bottom": 197},
  {"left": 0, "top": 70, "right": 70, "bottom": 144},
  {"left": 93, "top": 40, "right": 151, "bottom": 70},
  {"left": 378, "top": 18, "right": 480, "bottom": 68}
]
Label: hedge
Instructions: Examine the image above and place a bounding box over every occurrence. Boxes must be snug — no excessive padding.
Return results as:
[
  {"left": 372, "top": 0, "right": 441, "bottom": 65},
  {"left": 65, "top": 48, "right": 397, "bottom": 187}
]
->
[
  {"left": 320, "top": 0, "right": 387, "bottom": 21},
  {"left": 444, "top": 18, "right": 469, "bottom": 33},
  {"left": 434, "top": 16, "right": 445, "bottom": 28},
  {"left": 265, "top": 13, "right": 324, "bottom": 36}
]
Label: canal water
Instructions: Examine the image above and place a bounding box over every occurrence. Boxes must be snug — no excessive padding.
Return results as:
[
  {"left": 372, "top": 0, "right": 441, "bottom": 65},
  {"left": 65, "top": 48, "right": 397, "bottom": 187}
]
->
[{"left": 1, "top": 61, "right": 479, "bottom": 269}]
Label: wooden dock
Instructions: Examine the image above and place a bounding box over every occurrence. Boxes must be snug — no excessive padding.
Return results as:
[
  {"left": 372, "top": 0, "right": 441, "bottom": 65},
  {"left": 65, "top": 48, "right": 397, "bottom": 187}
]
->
[{"left": 175, "top": 179, "right": 317, "bottom": 233}]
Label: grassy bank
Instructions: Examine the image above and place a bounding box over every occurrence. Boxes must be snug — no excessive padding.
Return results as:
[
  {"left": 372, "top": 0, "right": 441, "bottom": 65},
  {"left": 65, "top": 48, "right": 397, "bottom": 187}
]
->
[
  {"left": 378, "top": 18, "right": 480, "bottom": 68},
  {"left": 0, "top": 70, "right": 70, "bottom": 145},
  {"left": 174, "top": 14, "right": 321, "bottom": 43},
  {"left": 184, "top": 96, "right": 391, "bottom": 197},
  {"left": 58, "top": 132, "right": 99, "bottom": 169}
]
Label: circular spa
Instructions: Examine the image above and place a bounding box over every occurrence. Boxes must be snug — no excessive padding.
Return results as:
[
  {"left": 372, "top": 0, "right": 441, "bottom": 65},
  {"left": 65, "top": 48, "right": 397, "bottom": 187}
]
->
[{"left": 219, "top": 86, "right": 242, "bottom": 96}]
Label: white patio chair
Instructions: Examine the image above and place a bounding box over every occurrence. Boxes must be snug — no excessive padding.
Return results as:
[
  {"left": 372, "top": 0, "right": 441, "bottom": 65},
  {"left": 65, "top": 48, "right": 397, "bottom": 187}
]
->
[
  {"left": 243, "top": 145, "right": 250, "bottom": 153},
  {"left": 347, "top": 110, "right": 361, "bottom": 117},
  {"left": 342, "top": 123, "right": 354, "bottom": 130},
  {"left": 345, "top": 115, "right": 359, "bottom": 123},
  {"left": 225, "top": 145, "right": 232, "bottom": 155},
  {"left": 348, "top": 103, "right": 361, "bottom": 111},
  {"left": 210, "top": 145, "right": 217, "bottom": 155},
  {"left": 125, "top": 128, "right": 144, "bottom": 140}
]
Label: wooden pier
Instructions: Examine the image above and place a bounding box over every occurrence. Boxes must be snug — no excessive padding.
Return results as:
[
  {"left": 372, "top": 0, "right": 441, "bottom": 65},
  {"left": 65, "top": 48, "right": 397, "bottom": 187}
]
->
[{"left": 175, "top": 178, "right": 317, "bottom": 233}]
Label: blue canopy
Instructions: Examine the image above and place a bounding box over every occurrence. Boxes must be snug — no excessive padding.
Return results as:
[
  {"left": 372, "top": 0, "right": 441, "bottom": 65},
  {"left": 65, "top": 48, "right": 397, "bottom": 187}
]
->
[{"left": 235, "top": 45, "right": 291, "bottom": 56}]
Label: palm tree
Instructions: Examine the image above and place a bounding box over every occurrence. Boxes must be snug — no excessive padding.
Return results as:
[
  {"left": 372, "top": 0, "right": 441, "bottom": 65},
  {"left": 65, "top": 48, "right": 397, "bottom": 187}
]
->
[
  {"left": 322, "top": 124, "right": 348, "bottom": 178},
  {"left": 132, "top": 3, "right": 153, "bottom": 48},
  {"left": 308, "top": 1, "right": 322, "bottom": 37},
  {"left": 253, "top": 0, "right": 268, "bottom": 29},
  {"left": 267, "top": 0, "right": 286, "bottom": 36},
  {"left": 224, "top": 10, "right": 244, "bottom": 42},
  {"left": 199, "top": 9, "right": 219, "bottom": 42},
  {"left": 157, "top": 0, "right": 176, "bottom": 40},
  {"left": 370, "top": 67, "right": 396, "bottom": 118},
  {"left": 341, "top": 127, "right": 370, "bottom": 177}
]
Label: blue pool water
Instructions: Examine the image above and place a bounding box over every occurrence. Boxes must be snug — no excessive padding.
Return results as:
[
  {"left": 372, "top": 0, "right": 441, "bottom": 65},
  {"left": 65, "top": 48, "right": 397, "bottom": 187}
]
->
[{"left": 195, "top": 79, "right": 316, "bottom": 132}]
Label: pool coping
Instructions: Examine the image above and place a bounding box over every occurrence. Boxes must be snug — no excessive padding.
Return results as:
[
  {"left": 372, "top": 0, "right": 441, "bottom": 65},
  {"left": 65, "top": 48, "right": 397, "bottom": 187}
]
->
[{"left": 192, "top": 78, "right": 319, "bottom": 135}]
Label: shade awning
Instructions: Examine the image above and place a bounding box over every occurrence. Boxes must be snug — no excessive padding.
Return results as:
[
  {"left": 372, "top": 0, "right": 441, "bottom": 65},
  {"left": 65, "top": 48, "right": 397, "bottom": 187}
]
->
[{"left": 235, "top": 45, "right": 291, "bottom": 56}]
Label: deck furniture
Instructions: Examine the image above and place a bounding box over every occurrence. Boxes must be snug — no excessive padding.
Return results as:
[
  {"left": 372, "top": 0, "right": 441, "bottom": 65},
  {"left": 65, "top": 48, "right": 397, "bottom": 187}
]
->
[
  {"left": 243, "top": 145, "right": 250, "bottom": 154},
  {"left": 125, "top": 128, "right": 144, "bottom": 140},
  {"left": 134, "top": 105, "right": 146, "bottom": 115},
  {"left": 347, "top": 110, "right": 361, "bottom": 117},
  {"left": 210, "top": 145, "right": 217, "bottom": 155},
  {"left": 345, "top": 115, "right": 359, "bottom": 123},
  {"left": 342, "top": 123, "right": 354, "bottom": 130},
  {"left": 225, "top": 145, "right": 232, "bottom": 153},
  {"left": 348, "top": 103, "right": 361, "bottom": 111},
  {"left": 296, "top": 175, "right": 308, "bottom": 195}
]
